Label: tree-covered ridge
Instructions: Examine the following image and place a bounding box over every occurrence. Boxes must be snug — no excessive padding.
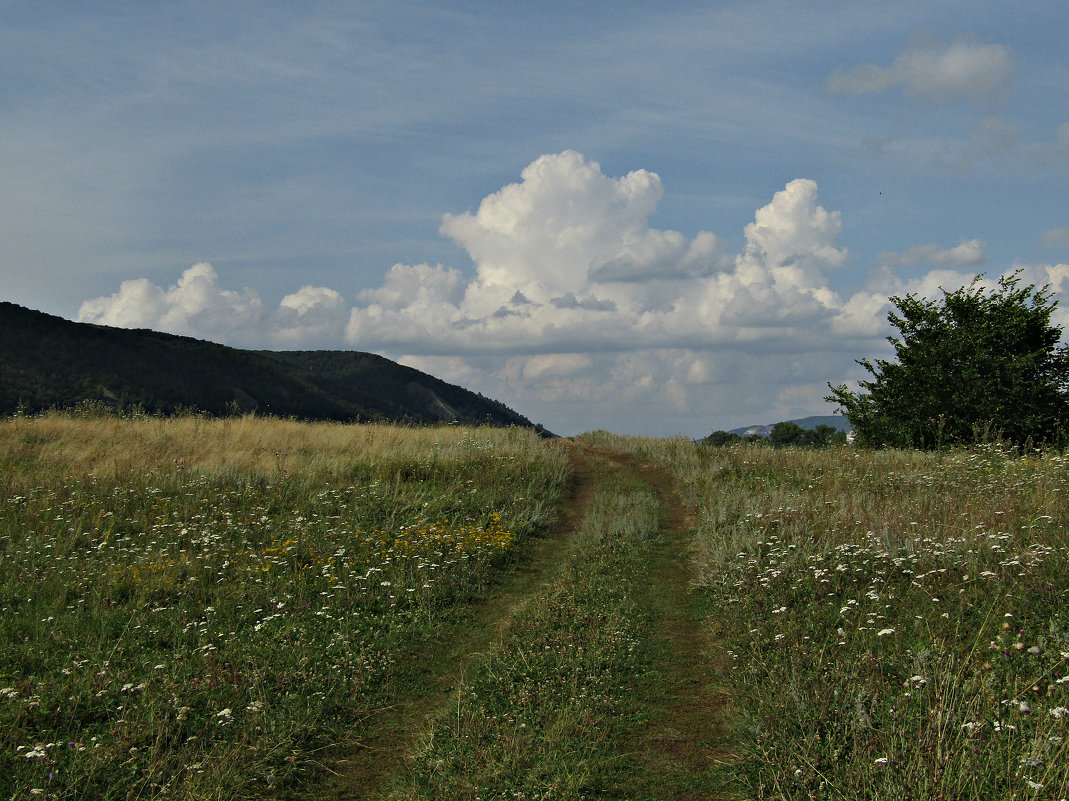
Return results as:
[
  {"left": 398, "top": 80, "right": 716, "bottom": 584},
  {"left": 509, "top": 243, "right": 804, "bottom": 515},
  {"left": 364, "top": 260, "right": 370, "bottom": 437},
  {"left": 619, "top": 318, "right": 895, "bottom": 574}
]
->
[{"left": 0, "top": 302, "right": 546, "bottom": 431}]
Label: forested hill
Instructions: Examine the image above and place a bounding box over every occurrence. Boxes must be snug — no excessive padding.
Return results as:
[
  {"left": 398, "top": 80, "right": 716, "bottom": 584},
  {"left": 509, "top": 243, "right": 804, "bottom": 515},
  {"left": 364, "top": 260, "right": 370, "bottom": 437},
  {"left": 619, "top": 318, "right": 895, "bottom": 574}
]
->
[{"left": 0, "top": 302, "right": 547, "bottom": 432}]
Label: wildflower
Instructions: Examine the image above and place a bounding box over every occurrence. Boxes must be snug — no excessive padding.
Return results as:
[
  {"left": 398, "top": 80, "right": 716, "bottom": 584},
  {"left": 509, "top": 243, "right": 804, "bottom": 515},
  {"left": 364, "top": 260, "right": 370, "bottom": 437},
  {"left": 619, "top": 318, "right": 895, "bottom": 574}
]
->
[
  {"left": 874, "top": 757, "right": 888, "bottom": 765},
  {"left": 1050, "top": 707, "right": 1069, "bottom": 719},
  {"left": 877, "top": 628, "right": 895, "bottom": 637},
  {"left": 215, "top": 708, "right": 232, "bottom": 721}
]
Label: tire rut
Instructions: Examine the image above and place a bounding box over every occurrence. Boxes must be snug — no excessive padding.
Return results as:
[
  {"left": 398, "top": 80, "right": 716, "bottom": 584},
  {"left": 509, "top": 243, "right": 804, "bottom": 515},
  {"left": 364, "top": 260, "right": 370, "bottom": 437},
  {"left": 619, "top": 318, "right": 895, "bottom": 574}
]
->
[
  {"left": 313, "top": 444, "right": 598, "bottom": 800},
  {"left": 310, "top": 443, "right": 737, "bottom": 800},
  {"left": 586, "top": 445, "right": 738, "bottom": 799}
]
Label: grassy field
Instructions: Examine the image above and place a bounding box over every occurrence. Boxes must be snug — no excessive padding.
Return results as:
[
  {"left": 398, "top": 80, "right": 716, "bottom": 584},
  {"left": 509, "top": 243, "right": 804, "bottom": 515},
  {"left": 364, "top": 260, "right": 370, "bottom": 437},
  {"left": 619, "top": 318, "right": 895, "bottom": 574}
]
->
[
  {"left": 602, "top": 433, "right": 1069, "bottom": 800},
  {"left": 4, "top": 415, "right": 1069, "bottom": 799},
  {"left": 0, "top": 414, "right": 568, "bottom": 799}
]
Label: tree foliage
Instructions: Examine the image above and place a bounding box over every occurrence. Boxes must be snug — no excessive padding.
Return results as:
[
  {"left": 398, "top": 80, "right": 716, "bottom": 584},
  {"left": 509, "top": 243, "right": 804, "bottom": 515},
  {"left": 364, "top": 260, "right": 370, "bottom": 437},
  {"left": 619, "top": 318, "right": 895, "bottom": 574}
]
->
[
  {"left": 827, "top": 273, "right": 1069, "bottom": 448},
  {"left": 703, "top": 423, "right": 845, "bottom": 448},
  {"left": 769, "top": 422, "right": 845, "bottom": 448}
]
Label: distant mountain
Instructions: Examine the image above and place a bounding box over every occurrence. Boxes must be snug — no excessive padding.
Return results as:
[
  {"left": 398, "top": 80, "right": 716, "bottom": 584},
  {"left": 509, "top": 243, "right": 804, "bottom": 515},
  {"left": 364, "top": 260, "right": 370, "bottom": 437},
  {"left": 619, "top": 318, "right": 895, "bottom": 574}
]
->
[
  {"left": 728, "top": 415, "right": 852, "bottom": 438},
  {"left": 0, "top": 302, "right": 549, "bottom": 433}
]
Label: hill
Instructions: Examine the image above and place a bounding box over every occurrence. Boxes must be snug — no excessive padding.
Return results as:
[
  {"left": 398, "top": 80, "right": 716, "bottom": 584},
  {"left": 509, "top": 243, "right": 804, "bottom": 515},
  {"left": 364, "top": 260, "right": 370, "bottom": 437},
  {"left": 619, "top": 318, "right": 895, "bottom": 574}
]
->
[
  {"left": 728, "top": 414, "right": 851, "bottom": 438},
  {"left": 0, "top": 302, "right": 547, "bottom": 432}
]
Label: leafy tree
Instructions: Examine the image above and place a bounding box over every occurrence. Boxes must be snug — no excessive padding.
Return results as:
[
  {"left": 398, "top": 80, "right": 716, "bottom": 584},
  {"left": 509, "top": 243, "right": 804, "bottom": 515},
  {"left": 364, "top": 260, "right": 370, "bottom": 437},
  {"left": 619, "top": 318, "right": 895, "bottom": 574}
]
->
[
  {"left": 769, "top": 421, "right": 805, "bottom": 447},
  {"left": 768, "top": 421, "right": 845, "bottom": 448},
  {"left": 826, "top": 273, "right": 1069, "bottom": 448},
  {"left": 703, "top": 430, "right": 744, "bottom": 446},
  {"left": 806, "top": 424, "right": 847, "bottom": 447}
]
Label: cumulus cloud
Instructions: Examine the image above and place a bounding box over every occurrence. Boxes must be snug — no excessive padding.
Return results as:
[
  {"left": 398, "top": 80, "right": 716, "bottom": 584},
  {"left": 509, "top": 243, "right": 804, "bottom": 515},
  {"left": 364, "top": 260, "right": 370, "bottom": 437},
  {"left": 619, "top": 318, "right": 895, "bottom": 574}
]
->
[
  {"left": 827, "top": 36, "right": 1013, "bottom": 102},
  {"left": 78, "top": 152, "right": 1061, "bottom": 435},
  {"left": 78, "top": 262, "right": 347, "bottom": 347},
  {"left": 79, "top": 263, "right": 266, "bottom": 339},
  {"left": 878, "top": 239, "right": 987, "bottom": 267},
  {"left": 276, "top": 285, "right": 348, "bottom": 344}
]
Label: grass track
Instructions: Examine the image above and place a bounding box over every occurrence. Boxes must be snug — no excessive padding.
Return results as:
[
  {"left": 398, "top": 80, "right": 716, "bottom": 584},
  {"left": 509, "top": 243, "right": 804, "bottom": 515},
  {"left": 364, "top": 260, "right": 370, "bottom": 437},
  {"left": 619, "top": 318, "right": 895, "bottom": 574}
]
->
[
  {"left": 321, "top": 441, "right": 740, "bottom": 800},
  {"left": 1, "top": 419, "right": 742, "bottom": 799}
]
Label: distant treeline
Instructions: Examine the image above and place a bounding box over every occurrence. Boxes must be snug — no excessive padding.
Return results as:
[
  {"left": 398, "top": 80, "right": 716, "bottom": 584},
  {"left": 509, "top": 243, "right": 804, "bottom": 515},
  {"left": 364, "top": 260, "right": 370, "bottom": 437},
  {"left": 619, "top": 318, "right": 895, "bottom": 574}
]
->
[{"left": 704, "top": 421, "right": 848, "bottom": 448}]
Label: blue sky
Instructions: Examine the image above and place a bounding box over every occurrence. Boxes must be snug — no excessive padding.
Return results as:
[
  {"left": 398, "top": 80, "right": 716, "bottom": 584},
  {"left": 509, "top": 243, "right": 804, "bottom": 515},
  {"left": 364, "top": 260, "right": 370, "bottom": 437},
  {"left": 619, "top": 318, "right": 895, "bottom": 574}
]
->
[{"left": 3, "top": 1, "right": 1069, "bottom": 436}]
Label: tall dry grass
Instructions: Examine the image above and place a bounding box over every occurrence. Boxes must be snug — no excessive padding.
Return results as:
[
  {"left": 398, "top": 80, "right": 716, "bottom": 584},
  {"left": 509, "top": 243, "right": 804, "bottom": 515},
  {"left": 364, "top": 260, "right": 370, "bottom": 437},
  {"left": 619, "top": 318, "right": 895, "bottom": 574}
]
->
[{"left": 0, "top": 412, "right": 554, "bottom": 483}]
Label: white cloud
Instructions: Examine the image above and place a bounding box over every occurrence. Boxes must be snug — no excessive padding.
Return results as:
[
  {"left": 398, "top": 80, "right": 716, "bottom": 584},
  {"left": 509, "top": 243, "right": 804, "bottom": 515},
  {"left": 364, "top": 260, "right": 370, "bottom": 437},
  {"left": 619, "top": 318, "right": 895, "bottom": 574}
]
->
[
  {"left": 827, "top": 36, "right": 1013, "bottom": 102},
  {"left": 276, "top": 286, "right": 348, "bottom": 344},
  {"left": 878, "top": 239, "right": 986, "bottom": 267},
  {"left": 503, "top": 353, "right": 593, "bottom": 381},
  {"left": 78, "top": 263, "right": 266, "bottom": 341},
  {"left": 77, "top": 152, "right": 1065, "bottom": 436},
  {"left": 357, "top": 263, "right": 464, "bottom": 310},
  {"left": 77, "top": 262, "right": 347, "bottom": 347}
]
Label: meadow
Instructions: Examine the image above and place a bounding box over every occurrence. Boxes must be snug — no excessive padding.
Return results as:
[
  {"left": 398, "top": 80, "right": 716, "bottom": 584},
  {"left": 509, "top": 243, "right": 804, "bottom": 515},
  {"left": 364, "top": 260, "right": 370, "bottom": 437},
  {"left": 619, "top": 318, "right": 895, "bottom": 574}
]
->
[
  {"left": 4, "top": 414, "right": 1069, "bottom": 800},
  {"left": 0, "top": 413, "right": 568, "bottom": 799},
  {"left": 602, "top": 433, "right": 1069, "bottom": 799}
]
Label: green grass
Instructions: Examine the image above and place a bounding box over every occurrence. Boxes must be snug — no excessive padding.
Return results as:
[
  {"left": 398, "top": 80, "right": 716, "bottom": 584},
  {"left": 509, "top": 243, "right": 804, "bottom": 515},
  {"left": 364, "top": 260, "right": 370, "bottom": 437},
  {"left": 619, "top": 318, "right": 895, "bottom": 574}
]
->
[
  {"left": 620, "top": 436, "right": 1069, "bottom": 800},
  {"left": 0, "top": 416, "right": 568, "bottom": 800},
  {"left": 387, "top": 460, "right": 664, "bottom": 799},
  {"left": 383, "top": 442, "right": 741, "bottom": 800},
  {"left": 8, "top": 416, "right": 1069, "bottom": 800}
]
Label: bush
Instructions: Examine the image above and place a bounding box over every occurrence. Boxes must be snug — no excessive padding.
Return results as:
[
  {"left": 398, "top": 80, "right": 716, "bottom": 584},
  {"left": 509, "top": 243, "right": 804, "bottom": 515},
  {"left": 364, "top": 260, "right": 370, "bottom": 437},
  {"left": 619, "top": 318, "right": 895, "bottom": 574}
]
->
[{"left": 827, "top": 273, "right": 1069, "bottom": 448}]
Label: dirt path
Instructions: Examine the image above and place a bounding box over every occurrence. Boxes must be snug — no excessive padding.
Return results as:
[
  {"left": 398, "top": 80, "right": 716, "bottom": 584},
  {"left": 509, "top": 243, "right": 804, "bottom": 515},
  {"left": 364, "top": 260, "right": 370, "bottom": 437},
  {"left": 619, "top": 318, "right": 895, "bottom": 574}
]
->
[
  {"left": 312, "top": 443, "right": 736, "bottom": 800},
  {"left": 607, "top": 451, "right": 739, "bottom": 799}
]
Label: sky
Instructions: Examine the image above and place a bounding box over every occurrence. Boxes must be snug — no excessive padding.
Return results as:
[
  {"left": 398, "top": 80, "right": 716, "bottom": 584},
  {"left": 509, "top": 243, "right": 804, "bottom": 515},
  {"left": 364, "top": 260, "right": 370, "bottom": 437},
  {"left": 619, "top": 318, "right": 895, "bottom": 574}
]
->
[{"left": 3, "top": 1, "right": 1069, "bottom": 437}]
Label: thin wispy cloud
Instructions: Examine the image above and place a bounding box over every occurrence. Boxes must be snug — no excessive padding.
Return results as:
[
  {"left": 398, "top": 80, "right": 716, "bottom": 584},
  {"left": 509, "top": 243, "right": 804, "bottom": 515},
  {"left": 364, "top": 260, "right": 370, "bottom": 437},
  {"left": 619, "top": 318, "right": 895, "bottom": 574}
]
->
[
  {"left": 827, "top": 35, "right": 1014, "bottom": 102},
  {"left": 878, "top": 239, "right": 987, "bottom": 268}
]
